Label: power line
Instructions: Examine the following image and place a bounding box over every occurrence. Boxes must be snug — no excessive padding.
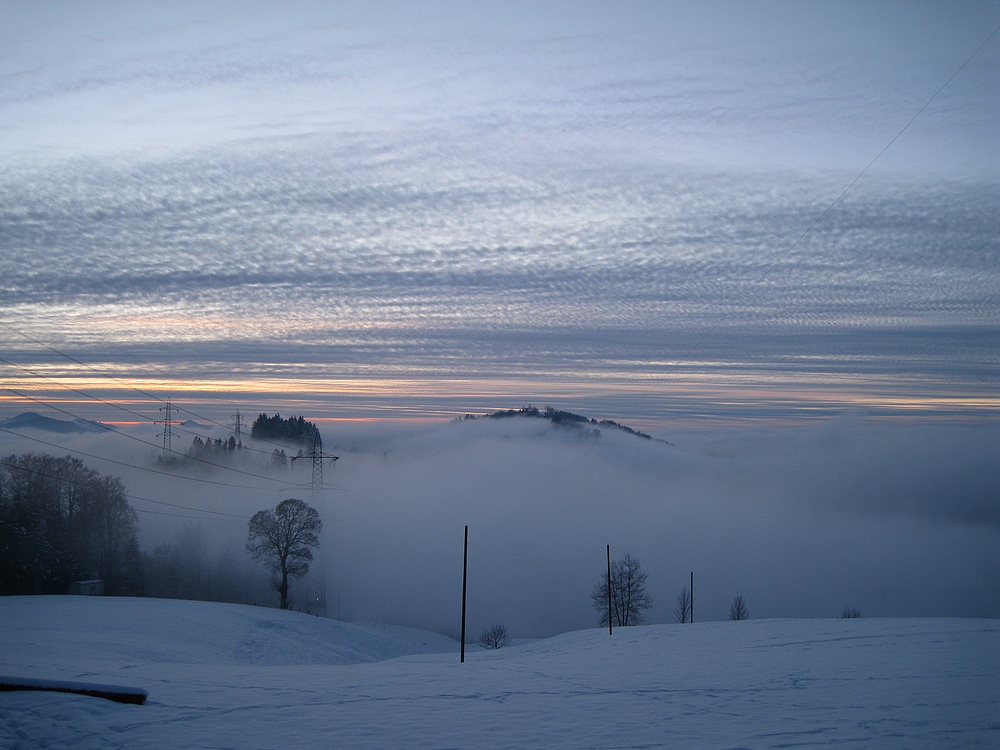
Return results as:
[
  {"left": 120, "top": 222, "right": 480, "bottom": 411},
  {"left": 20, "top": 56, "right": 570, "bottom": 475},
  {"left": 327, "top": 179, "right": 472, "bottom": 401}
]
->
[
  {"left": 0, "top": 456, "right": 250, "bottom": 520},
  {"left": 0, "top": 320, "right": 166, "bottom": 403},
  {"left": 126, "top": 493, "right": 250, "bottom": 520},
  {"left": 0, "top": 385, "right": 310, "bottom": 489},
  {"left": 0, "top": 317, "right": 329, "bottom": 462},
  {"left": 129, "top": 505, "right": 231, "bottom": 520},
  {"left": 0, "top": 426, "right": 306, "bottom": 492},
  {"left": 0, "top": 360, "right": 347, "bottom": 493},
  {"left": 0, "top": 356, "right": 160, "bottom": 425}
]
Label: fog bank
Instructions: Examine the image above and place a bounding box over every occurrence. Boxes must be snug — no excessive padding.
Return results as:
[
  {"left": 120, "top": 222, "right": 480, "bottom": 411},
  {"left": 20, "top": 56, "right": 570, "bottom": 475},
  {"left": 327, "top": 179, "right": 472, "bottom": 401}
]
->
[
  {"left": 321, "top": 416, "right": 998, "bottom": 636},
  {"left": 1, "top": 414, "right": 995, "bottom": 637}
]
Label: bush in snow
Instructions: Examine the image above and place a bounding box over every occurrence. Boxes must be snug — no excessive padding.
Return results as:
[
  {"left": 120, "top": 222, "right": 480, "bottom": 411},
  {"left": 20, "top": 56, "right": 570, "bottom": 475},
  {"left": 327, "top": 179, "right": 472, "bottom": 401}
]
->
[{"left": 477, "top": 623, "right": 512, "bottom": 649}]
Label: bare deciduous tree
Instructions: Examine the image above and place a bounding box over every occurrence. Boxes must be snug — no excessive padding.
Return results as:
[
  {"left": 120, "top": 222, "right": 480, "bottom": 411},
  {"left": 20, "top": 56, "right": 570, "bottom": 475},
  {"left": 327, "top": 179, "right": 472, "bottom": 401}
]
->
[
  {"left": 674, "top": 586, "right": 692, "bottom": 623},
  {"left": 477, "top": 623, "right": 511, "bottom": 649},
  {"left": 729, "top": 594, "right": 749, "bottom": 621},
  {"left": 592, "top": 552, "right": 652, "bottom": 627},
  {"left": 246, "top": 498, "right": 321, "bottom": 609},
  {"left": 841, "top": 606, "right": 862, "bottom": 619}
]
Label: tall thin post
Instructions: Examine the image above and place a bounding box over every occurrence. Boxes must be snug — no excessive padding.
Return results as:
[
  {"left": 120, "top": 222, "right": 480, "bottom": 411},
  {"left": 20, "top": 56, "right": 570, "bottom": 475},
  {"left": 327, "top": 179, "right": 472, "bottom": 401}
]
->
[
  {"left": 690, "top": 571, "right": 694, "bottom": 624},
  {"left": 461, "top": 525, "right": 469, "bottom": 663},
  {"left": 607, "top": 544, "right": 613, "bottom": 635}
]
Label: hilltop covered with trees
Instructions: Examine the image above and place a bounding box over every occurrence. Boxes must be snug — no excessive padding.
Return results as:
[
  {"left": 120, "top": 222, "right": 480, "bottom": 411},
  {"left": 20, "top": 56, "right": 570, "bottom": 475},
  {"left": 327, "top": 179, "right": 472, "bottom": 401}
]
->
[
  {"left": 461, "top": 405, "right": 662, "bottom": 442},
  {"left": 251, "top": 414, "right": 321, "bottom": 446}
]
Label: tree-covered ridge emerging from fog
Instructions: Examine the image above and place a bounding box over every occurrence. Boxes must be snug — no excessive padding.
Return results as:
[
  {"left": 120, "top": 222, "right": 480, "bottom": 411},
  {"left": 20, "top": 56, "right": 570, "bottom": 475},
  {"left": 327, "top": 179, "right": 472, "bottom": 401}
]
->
[
  {"left": 461, "top": 405, "right": 662, "bottom": 442},
  {"left": 250, "top": 414, "right": 321, "bottom": 446}
]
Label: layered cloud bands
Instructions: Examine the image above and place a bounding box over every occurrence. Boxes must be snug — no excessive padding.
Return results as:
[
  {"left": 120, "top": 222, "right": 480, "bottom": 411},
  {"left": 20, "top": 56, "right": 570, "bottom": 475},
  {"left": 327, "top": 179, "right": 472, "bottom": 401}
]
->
[
  {"left": 1, "top": 146, "right": 996, "bottom": 425},
  {"left": 0, "top": 1, "right": 997, "bottom": 426}
]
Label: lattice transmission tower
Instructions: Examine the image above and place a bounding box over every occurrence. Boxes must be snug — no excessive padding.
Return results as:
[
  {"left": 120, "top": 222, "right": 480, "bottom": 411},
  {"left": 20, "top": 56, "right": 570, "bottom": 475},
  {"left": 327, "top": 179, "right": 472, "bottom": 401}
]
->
[
  {"left": 156, "top": 400, "right": 179, "bottom": 459},
  {"left": 291, "top": 428, "right": 339, "bottom": 617},
  {"left": 293, "top": 430, "right": 339, "bottom": 495},
  {"left": 230, "top": 408, "right": 244, "bottom": 446}
]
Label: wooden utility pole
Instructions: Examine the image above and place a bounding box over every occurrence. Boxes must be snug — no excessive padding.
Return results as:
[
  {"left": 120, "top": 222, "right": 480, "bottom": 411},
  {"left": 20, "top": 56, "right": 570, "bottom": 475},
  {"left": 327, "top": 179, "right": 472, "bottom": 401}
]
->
[
  {"left": 690, "top": 571, "right": 694, "bottom": 624},
  {"left": 461, "top": 525, "right": 469, "bottom": 663},
  {"left": 607, "top": 544, "right": 613, "bottom": 635}
]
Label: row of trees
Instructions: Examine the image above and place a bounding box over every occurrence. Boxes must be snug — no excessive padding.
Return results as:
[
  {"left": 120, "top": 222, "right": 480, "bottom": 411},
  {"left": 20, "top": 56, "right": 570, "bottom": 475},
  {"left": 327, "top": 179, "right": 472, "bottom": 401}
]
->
[
  {"left": 187, "top": 435, "right": 245, "bottom": 459},
  {"left": 0, "top": 449, "right": 323, "bottom": 609},
  {"left": 181, "top": 439, "right": 310, "bottom": 474},
  {"left": 0, "top": 454, "right": 144, "bottom": 596},
  {"left": 4, "top": 456, "right": 862, "bottom": 629},
  {"left": 589, "top": 552, "right": 859, "bottom": 627},
  {"left": 144, "top": 522, "right": 271, "bottom": 605}
]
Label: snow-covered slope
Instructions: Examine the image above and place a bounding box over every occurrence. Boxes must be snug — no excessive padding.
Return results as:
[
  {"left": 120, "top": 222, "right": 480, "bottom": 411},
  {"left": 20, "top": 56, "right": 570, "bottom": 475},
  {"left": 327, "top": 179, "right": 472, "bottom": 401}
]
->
[
  {"left": 1, "top": 596, "right": 997, "bottom": 749},
  {"left": 0, "top": 596, "right": 456, "bottom": 669}
]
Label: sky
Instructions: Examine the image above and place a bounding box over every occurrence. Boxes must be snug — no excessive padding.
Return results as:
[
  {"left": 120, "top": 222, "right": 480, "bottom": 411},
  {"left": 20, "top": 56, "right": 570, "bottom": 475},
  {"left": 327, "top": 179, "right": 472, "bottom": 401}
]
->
[{"left": 0, "top": 0, "right": 997, "bottom": 430}]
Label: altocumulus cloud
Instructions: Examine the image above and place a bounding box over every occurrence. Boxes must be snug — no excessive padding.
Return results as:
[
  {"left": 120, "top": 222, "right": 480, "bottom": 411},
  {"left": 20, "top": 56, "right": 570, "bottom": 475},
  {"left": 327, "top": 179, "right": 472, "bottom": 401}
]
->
[
  {"left": 1, "top": 147, "right": 996, "bottom": 402},
  {"left": 0, "top": 0, "right": 997, "bottom": 428}
]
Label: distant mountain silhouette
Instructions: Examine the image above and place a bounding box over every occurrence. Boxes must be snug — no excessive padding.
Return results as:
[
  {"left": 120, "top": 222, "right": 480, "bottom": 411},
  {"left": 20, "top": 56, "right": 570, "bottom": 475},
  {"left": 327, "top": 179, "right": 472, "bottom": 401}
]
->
[
  {"left": 0, "top": 412, "right": 113, "bottom": 434},
  {"left": 459, "top": 405, "right": 666, "bottom": 442}
]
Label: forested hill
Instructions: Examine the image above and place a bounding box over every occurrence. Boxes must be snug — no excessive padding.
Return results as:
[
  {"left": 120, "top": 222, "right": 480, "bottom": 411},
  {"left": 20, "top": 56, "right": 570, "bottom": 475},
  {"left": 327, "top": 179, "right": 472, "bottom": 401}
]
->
[
  {"left": 0, "top": 411, "right": 111, "bottom": 434},
  {"left": 250, "top": 414, "right": 321, "bottom": 445},
  {"left": 460, "top": 406, "right": 665, "bottom": 442}
]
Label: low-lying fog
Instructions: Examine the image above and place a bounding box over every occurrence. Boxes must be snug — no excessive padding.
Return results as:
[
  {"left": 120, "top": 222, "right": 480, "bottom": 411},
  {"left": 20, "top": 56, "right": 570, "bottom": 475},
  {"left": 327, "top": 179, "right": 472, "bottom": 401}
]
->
[{"left": 4, "top": 413, "right": 997, "bottom": 638}]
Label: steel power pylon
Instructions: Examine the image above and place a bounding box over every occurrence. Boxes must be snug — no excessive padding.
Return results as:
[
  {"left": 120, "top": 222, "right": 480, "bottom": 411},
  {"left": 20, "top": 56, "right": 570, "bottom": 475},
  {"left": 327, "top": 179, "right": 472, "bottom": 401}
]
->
[
  {"left": 291, "top": 429, "right": 338, "bottom": 617},
  {"left": 230, "top": 408, "right": 243, "bottom": 446},
  {"left": 156, "top": 400, "right": 179, "bottom": 459},
  {"left": 294, "top": 430, "right": 339, "bottom": 496}
]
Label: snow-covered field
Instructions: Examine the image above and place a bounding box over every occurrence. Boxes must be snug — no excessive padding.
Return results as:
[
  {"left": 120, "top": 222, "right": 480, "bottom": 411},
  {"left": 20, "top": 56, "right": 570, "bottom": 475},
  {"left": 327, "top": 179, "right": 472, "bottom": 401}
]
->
[{"left": 1, "top": 597, "right": 997, "bottom": 749}]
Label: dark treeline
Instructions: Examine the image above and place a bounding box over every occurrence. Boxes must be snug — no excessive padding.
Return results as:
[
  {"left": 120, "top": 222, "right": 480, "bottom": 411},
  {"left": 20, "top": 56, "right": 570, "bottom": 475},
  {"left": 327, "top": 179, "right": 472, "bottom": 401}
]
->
[
  {"left": 251, "top": 414, "right": 321, "bottom": 446},
  {"left": 143, "top": 522, "right": 270, "bottom": 605},
  {"left": 1, "top": 452, "right": 273, "bottom": 606},
  {"left": 187, "top": 435, "right": 245, "bottom": 459},
  {"left": 0, "top": 454, "right": 144, "bottom": 596}
]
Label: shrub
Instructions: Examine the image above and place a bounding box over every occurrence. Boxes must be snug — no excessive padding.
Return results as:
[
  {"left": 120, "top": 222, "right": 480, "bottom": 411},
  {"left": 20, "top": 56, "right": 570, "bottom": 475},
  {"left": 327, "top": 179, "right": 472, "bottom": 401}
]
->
[{"left": 477, "top": 623, "right": 512, "bottom": 649}]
